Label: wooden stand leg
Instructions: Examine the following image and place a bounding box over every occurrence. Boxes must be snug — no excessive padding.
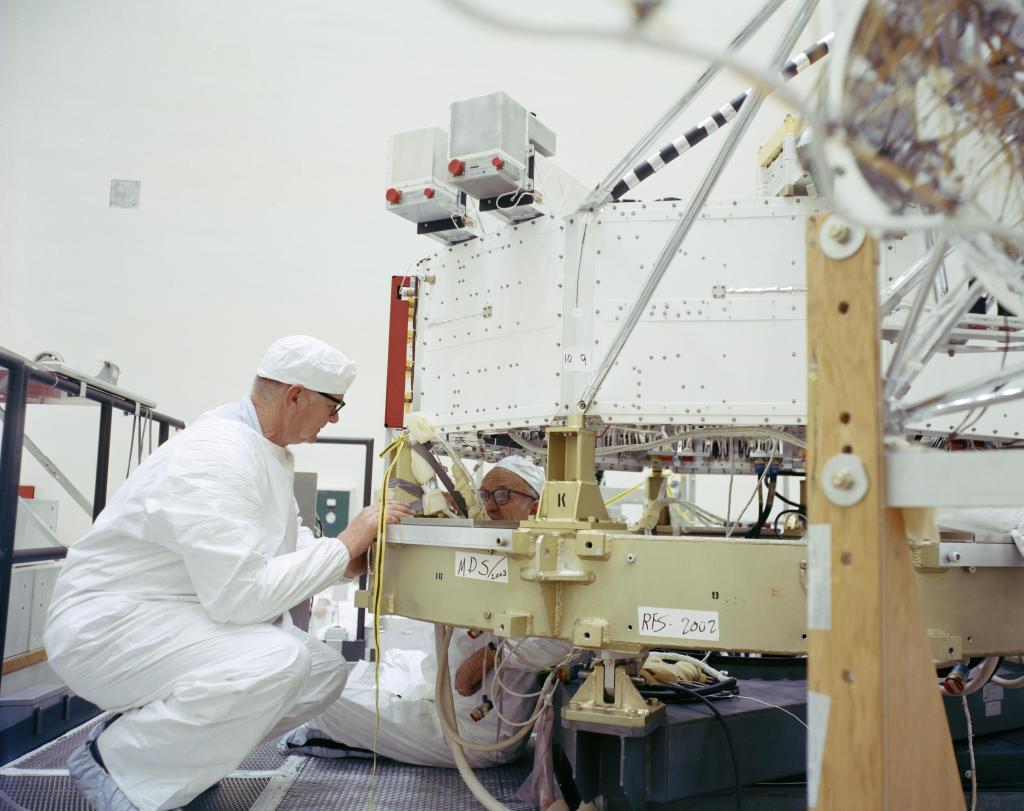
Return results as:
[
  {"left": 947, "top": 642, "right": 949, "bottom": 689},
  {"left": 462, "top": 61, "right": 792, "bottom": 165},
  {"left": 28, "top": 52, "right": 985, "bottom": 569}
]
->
[{"left": 805, "top": 215, "right": 964, "bottom": 810}]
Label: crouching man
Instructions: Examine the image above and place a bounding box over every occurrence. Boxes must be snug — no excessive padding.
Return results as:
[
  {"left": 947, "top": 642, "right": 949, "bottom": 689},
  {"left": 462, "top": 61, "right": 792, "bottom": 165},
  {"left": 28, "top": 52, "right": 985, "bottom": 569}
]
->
[{"left": 44, "top": 336, "right": 411, "bottom": 811}]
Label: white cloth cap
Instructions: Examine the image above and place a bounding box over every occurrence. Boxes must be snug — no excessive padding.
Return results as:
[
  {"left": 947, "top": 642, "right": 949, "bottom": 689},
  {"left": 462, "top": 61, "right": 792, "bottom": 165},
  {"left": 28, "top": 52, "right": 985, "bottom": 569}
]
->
[
  {"left": 256, "top": 335, "right": 356, "bottom": 395},
  {"left": 492, "top": 455, "right": 546, "bottom": 497}
]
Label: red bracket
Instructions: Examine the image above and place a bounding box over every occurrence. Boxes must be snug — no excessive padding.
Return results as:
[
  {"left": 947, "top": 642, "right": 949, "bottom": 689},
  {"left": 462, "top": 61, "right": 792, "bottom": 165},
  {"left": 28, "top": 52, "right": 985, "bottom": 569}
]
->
[{"left": 384, "top": 276, "right": 416, "bottom": 428}]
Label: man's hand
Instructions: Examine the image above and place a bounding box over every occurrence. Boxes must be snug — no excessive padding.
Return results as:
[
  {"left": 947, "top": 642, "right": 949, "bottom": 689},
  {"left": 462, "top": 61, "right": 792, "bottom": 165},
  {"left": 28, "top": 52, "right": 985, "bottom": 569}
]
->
[
  {"left": 454, "top": 644, "right": 496, "bottom": 696},
  {"left": 343, "top": 552, "right": 369, "bottom": 578},
  {"left": 339, "top": 502, "right": 413, "bottom": 577}
]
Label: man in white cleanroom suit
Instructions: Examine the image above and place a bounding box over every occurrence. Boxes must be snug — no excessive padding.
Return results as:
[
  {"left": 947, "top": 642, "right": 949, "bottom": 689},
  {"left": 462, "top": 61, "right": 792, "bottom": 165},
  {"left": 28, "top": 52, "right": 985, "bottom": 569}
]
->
[
  {"left": 284, "top": 456, "right": 573, "bottom": 768},
  {"left": 43, "top": 335, "right": 412, "bottom": 811}
]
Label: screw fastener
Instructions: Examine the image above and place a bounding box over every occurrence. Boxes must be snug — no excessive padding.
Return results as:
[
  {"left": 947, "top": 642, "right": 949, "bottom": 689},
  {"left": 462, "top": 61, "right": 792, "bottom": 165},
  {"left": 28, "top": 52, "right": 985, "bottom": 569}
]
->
[
  {"left": 828, "top": 221, "right": 850, "bottom": 243},
  {"left": 830, "top": 470, "right": 855, "bottom": 490}
]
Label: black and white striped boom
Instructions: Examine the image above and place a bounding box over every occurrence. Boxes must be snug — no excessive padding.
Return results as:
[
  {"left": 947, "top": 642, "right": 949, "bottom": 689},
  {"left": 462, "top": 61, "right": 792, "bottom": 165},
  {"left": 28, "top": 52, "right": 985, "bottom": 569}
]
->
[{"left": 610, "top": 32, "right": 834, "bottom": 201}]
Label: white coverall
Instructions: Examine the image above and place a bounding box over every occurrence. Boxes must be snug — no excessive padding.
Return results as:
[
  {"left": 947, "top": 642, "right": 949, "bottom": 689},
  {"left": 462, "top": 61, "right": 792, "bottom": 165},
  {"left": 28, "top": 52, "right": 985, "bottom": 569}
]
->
[
  {"left": 298, "top": 622, "right": 571, "bottom": 768},
  {"left": 935, "top": 508, "right": 1024, "bottom": 543},
  {"left": 44, "top": 398, "right": 351, "bottom": 811}
]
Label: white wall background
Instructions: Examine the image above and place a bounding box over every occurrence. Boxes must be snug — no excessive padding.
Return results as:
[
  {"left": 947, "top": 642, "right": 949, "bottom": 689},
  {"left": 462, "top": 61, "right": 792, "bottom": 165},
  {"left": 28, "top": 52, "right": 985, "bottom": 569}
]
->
[{"left": 1, "top": 0, "right": 832, "bottom": 543}]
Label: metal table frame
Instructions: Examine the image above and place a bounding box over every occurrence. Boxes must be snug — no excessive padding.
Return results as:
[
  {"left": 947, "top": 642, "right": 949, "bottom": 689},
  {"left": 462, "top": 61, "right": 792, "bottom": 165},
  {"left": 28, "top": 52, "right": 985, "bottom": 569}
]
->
[
  {"left": 312, "top": 437, "right": 374, "bottom": 655},
  {"left": 0, "top": 346, "right": 185, "bottom": 696}
]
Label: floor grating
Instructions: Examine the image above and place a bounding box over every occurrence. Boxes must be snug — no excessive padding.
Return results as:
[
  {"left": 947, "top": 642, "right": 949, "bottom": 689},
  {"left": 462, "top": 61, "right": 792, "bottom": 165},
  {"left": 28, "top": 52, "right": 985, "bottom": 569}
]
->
[
  {"left": 0, "top": 775, "right": 271, "bottom": 811},
  {"left": 4, "top": 716, "right": 110, "bottom": 771},
  {"left": 0, "top": 716, "right": 540, "bottom": 810},
  {"left": 277, "top": 754, "right": 536, "bottom": 811}
]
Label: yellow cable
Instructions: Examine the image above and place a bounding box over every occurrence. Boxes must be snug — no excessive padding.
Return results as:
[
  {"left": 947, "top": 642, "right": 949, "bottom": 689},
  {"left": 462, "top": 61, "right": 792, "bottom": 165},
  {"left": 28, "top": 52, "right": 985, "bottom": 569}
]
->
[
  {"left": 666, "top": 474, "right": 693, "bottom": 524},
  {"left": 603, "top": 478, "right": 645, "bottom": 507},
  {"left": 368, "top": 434, "right": 405, "bottom": 811}
]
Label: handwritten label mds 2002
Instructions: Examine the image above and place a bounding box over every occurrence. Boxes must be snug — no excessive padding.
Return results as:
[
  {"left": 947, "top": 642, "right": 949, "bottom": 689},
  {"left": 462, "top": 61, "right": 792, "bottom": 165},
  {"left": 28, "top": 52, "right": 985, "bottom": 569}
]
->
[
  {"left": 638, "top": 607, "right": 720, "bottom": 641},
  {"left": 455, "top": 552, "right": 509, "bottom": 583}
]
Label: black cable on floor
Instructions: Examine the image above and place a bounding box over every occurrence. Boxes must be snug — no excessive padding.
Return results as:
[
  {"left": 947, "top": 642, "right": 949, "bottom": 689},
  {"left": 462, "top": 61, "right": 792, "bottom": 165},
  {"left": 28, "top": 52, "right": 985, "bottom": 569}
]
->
[
  {"left": 552, "top": 744, "right": 582, "bottom": 810},
  {"left": 639, "top": 677, "right": 739, "bottom": 703}
]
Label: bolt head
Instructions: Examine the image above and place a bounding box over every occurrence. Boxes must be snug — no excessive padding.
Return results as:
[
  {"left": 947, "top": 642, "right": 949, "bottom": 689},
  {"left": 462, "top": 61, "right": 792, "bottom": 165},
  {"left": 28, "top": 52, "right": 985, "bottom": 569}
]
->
[
  {"left": 828, "top": 221, "right": 850, "bottom": 242},
  {"left": 830, "top": 469, "right": 855, "bottom": 490}
]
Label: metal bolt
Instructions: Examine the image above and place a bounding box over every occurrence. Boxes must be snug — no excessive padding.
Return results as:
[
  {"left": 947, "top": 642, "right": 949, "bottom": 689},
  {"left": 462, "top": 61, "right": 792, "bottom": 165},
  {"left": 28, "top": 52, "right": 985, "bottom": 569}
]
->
[
  {"left": 828, "top": 221, "right": 850, "bottom": 243},
  {"left": 946, "top": 551, "right": 961, "bottom": 563},
  {"left": 483, "top": 611, "right": 492, "bottom": 619},
  {"left": 830, "top": 470, "right": 855, "bottom": 490}
]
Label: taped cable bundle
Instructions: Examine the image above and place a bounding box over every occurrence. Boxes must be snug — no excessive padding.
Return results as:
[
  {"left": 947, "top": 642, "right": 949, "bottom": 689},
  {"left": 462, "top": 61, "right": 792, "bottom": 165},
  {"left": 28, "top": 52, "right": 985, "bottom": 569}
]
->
[{"left": 610, "top": 32, "right": 834, "bottom": 201}]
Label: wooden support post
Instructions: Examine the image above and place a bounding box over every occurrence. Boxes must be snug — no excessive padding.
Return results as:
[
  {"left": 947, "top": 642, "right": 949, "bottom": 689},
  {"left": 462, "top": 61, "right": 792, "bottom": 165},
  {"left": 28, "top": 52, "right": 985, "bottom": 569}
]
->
[{"left": 805, "top": 215, "right": 964, "bottom": 810}]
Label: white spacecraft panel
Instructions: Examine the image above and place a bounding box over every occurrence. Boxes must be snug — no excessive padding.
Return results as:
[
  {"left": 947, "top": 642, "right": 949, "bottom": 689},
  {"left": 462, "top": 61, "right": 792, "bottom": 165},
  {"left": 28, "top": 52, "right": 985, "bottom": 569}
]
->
[
  {"left": 415, "top": 199, "right": 828, "bottom": 432},
  {"left": 411, "top": 197, "right": 1024, "bottom": 440},
  {"left": 413, "top": 215, "right": 565, "bottom": 432},
  {"left": 584, "top": 198, "right": 828, "bottom": 426}
]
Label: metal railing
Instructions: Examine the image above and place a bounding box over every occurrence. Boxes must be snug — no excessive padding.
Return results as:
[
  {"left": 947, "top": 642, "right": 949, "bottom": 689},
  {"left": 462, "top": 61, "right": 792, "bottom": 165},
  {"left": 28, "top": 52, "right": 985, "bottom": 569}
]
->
[
  {"left": 314, "top": 436, "right": 375, "bottom": 653},
  {"left": 0, "top": 346, "right": 184, "bottom": 695}
]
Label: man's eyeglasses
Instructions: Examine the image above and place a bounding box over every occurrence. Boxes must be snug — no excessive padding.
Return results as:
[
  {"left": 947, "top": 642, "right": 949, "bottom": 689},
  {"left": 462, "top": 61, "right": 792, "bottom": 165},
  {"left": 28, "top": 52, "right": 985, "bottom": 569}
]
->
[
  {"left": 315, "top": 391, "right": 346, "bottom": 416},
  {"left": 479, "top": 488, "right": 536, "bottom": 506}
]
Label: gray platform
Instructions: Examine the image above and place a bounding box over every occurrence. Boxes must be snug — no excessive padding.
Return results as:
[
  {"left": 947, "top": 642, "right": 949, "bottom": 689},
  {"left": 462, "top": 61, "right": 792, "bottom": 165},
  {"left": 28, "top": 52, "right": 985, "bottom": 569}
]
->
[
  {"left": 0, "top": 715, "right": 538, "bottom": 811},
  {"left": 0, "top": 776, "right": 270, "bottom": 811},
  {"left": 276, "top": 755, "right": 534, "bottom": 811},
  {"left": 6, "top": 721, "right": 289, "bottom": 773}
]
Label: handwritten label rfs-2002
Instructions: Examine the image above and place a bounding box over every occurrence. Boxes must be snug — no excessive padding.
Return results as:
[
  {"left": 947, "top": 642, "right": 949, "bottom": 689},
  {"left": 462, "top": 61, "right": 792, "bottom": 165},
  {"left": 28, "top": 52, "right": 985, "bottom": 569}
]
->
[
  {"left": 455, "top": 552, "right": 509, "bottom": 583},
  {"left": 637, "top": 607, "right": 720, "bottom": 641}
]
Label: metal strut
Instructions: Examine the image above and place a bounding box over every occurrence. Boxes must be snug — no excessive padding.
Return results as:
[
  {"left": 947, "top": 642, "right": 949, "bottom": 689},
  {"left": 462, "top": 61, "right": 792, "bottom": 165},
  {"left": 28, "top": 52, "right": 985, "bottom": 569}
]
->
[
  {"left": 580, "top": 0, "right": 786, "bottom": 211},
  {"left": 609, "top": 31, "right": 835, "bottom": 202},
  {"left": 576, "top": 0, "right": 821, "bottom": 414}
]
